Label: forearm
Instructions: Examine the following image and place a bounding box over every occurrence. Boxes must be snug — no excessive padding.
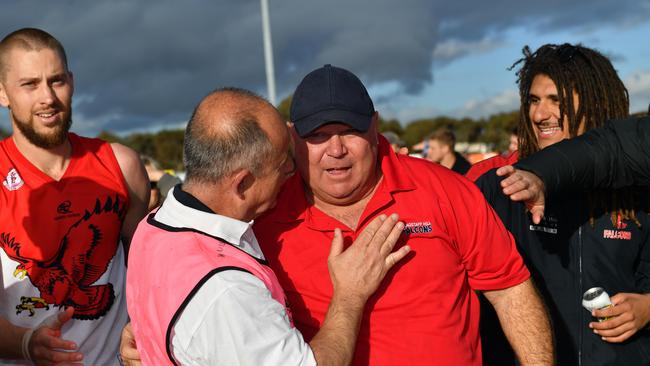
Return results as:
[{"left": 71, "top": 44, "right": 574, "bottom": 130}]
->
[
  {"left": 485, "top": 279, "right": 554, "bottom": 366},
  {"left": 309, "top": 293, "right": 365, "bottom": 366},
  {"left": 0, "top": 317, "right": 28, "bottom": 359}
]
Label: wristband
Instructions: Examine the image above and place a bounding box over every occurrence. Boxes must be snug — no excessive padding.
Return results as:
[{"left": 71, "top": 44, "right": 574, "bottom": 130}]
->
[{"left": 21, "top": 327, "right": 34, "bottom": 362}]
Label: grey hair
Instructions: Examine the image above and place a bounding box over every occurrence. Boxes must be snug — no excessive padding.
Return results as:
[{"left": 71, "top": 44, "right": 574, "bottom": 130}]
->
[{"left": 183, "top": 88, "right": 274, "bottom": 184}]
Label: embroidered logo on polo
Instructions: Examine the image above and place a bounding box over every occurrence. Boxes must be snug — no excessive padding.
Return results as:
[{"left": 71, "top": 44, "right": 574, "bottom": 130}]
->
[
  {"left": 529, "top": 215, "right": 558, "bottom": 234},
  {"left": 3, "top": 168, "right": 24, "bottom": 191},
  {"left": 403, "top": 221, "right": 432, "bottom": 235}
]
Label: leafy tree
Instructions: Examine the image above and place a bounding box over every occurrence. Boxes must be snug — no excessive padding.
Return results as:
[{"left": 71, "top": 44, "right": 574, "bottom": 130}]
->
[
  {"left": 153, "top": 129, "right": 185, "bottom": 171},
  {"left": 96, "top": 130, "right": 123, "bottom": 144},
  {"left": 378, "top": 118, "right": 404, "bottom": 136},
  {"left": 123, "top": 133, "right": 156, "bottom": 159},
  {"left": 277, "top": 95, "right": 292, "bottom": 121},
  {"left": 480, "top": 111, "right": 519, "bottom": 152},
  {"left": 401, "top": 119, "right": 438, "bottom": 147}
]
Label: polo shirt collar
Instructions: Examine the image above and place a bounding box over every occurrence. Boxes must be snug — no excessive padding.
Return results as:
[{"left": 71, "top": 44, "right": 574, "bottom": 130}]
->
[
  {"left": 376, "top": 133, "right": 416, "bottom": 192},
  {"left": 154, "top": 186, "right": 264, "bottom": 260}
]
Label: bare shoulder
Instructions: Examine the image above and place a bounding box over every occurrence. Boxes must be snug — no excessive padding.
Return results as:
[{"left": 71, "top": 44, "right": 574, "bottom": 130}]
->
[
  {"left": 110, "top": 142, "right": 142, "bottom": 176},
  {"left": 109, "top": 142, "right": 149, "bottom": 244},
  {"left": 109, "top": 142, "right": 148, "bottom": 194}
]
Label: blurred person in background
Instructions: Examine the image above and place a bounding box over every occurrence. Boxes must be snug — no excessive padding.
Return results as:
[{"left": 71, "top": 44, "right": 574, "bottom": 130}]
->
[
  {"left": 506, "top": 127, "right": 519, "bottom": 155},
  {"left": 425, "top": 127, "right": 471, "bottom": 174},
  {"left": 141, "top": 155, "right": 182, "bottom": 210},
  {"left": 380, "top": 131, "right": 404, "bottom": 153},
  {"left": 466, "top": 126, "right": 519, "bottom": 181}
]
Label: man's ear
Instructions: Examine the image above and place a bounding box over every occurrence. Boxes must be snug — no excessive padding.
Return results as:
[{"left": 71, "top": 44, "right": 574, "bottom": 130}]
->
[
  {"left": 287, "top": 121, "right": 299, "bottom": 138},
  {"left": 369, "top": 112, "right": 379, "bottom": 144},
  {"left": 0, "top": 82, "right": 9, "bottom": 108},
  {"left": 68, "top": 71, "right": 75, "bottom": 96},
  {"left": 370, "top": 112, "right": 379, "bottom": 131},
  {"left": 285, "top": 121, "right": 297, "bottom": 139},
  {"left": 231, "top": 169, "right": 255, "bottom": 199}
]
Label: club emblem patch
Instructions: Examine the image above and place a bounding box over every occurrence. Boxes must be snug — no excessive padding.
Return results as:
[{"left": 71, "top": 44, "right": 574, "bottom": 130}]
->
[{"left": 3, "top": 168, "right": 24, "bottom": 191}]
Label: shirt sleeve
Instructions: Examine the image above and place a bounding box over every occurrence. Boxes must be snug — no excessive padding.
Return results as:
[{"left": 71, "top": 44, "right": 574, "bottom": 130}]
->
[
  {"left": 516, "top": 116, "right": 650, "bottom": 195},
  {"left": 443, "top": 172, "right": 530, "bottom": 291},
  {"left": 171, "top": 270, "right": 317, "bottom": 366}
]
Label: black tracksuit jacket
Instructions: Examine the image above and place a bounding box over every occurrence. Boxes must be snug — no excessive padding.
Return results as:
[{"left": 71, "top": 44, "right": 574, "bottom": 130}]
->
[{"left": 477, "top": 170, "right": 650, "bottom": 365}]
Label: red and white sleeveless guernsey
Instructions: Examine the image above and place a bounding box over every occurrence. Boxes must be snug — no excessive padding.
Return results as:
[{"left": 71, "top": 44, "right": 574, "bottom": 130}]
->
[
  {"left": 127, "top": 198, "right": 290, "bottom": 365},
  {"left": 0, "top": 133, "right": 130, "bottom": 365}
]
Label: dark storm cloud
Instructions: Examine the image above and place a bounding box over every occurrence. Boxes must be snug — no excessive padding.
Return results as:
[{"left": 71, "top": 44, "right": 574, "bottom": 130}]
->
[{"left": 1, "top": 0, "right": 648, "bottom": 134}]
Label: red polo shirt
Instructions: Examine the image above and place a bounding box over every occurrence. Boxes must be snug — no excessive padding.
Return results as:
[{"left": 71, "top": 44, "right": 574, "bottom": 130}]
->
[{"left": 255, "top": 137, "right": 529, "bottom": 366}]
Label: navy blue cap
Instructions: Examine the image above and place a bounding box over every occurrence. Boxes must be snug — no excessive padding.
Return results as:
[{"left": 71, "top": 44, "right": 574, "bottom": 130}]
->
[{"left": 290, "top": 64, "right": 375, "bottom": 137}]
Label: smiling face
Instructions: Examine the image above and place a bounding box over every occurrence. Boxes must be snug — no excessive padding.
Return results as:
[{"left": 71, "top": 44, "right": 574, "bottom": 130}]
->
[
  {"left": 292, "top": 116, "right": 380, "bottom": 207},
  {"left": 0, "top": 47, "right": 73, "bottom": 148},
  {"left": 527, "top": 73, "right": 585, "bottom": 150}
]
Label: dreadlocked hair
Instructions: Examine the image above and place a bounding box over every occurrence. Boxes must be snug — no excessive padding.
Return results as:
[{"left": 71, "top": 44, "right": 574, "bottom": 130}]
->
[{"left": 510, "top": 43, "right": 643, "bottom": 228}]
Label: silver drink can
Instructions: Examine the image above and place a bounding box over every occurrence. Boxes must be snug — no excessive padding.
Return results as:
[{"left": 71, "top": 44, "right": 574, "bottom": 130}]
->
[{"left": 582, "top": 287, "right": 612, "bottom": 321}]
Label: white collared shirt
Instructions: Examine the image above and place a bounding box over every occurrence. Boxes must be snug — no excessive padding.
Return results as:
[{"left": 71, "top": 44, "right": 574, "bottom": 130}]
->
[{"left": 154, "top": 191, "right": 316, "bottom": 366}]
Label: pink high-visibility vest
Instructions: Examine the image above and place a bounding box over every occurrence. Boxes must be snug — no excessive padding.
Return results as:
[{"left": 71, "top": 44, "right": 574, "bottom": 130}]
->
[{"left": 126, "top": 214, "right": 291, "bottom": 365}]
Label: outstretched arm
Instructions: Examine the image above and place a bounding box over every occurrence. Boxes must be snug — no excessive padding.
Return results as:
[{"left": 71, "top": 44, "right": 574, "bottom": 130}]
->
[
  {"left": 484, "top": 279, "right": 554, "bottom": 366},
  {"left": 502, "top": 117, "right": 650, "bottom": 194},
  {"left": 497, "top": 117, "right": 650, "bottom": 224}
]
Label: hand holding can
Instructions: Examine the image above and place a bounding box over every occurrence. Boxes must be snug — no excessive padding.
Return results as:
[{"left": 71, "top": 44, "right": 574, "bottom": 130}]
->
[{"left": 582, "top": 287, "right": 612, "bottom": 322}]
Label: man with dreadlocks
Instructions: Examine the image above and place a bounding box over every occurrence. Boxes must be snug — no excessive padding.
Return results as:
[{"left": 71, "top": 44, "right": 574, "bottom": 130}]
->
[{"left": 475, "top": 43, "right": 650, "bottom": 365}]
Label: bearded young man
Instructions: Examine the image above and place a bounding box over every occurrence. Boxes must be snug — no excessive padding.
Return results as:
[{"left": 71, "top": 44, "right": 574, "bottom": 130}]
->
[{"left": 0, "top": 28, "right": 149, "bottom": 365}]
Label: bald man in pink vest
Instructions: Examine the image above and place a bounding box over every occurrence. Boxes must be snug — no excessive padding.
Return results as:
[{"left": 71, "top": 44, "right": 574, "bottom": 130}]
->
[{"left": 125, "top": 87, "right": 410, "bottom": 366}]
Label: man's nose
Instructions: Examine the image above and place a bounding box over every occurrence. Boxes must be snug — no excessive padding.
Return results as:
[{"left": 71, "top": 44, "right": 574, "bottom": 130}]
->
[
  {"left": 532, "top": 101, "right": 552, "bottom": 123},
  {"left": 38, "top": 83, "right": 56, "bottom": 105},
  {"left": 325, "top": 135, "right": 346, "bottom": 157}
]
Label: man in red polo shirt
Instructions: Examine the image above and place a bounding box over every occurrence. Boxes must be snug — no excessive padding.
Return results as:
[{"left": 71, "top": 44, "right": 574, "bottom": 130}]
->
[{"left": 254, "top": 64, "right": 553, "bottom": 366}]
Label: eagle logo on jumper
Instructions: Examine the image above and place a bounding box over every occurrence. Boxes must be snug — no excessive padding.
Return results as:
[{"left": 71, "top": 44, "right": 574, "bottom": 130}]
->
[
  {"left": 3, "top": 168, "right": 24, "bottom": 191},
  {"left": 0, "top": 195, "right": 125, "bottom": 320}
]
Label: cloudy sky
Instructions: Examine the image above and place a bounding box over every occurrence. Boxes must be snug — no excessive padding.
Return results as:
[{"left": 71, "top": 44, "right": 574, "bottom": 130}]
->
[{"left": 2, "top": 0, "right": 650, "bottom": 136}]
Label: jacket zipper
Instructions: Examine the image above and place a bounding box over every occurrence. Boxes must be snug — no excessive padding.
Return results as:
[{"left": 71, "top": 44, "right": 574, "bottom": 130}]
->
[{"left": 578, "top": 226, "right": 583, "bottom": 366}]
